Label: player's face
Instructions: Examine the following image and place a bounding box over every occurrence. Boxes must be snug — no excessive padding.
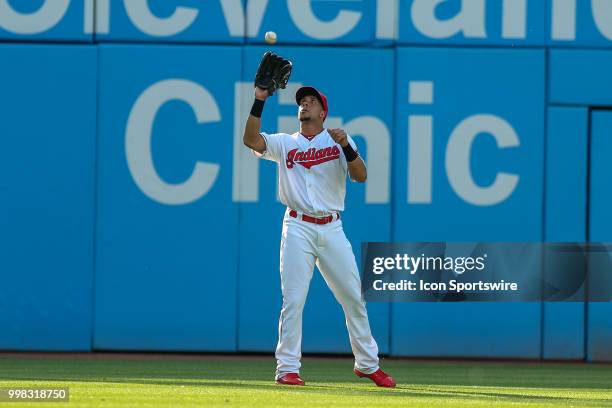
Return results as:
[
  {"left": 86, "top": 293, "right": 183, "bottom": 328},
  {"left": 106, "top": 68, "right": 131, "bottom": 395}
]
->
[{"left": 298, "top": 95, "right": 324, "bottom": 124}]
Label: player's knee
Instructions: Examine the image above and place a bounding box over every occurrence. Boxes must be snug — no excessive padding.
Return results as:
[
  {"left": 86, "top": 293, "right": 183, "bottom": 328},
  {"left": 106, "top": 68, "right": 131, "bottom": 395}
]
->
[
  {"left": 342, "top": 296, "right": 368, "bottom": 315},
  {"left": 282, "top": 294, "right": 308, "bottom": 312}
]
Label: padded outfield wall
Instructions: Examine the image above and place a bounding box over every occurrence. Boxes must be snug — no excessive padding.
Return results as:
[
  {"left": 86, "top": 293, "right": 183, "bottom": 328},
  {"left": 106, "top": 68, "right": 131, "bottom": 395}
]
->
[{"left": 0, "top": 0, "right": 611, "bottom": 362}]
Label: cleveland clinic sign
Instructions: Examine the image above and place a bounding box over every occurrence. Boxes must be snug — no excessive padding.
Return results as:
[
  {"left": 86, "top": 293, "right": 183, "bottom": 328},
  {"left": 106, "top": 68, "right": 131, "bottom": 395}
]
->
[
  {"left": 1, "top": 0, "right": 612, "bottom": 42},
  {"left": 124, "top": 79, "right": 521, "bottom": 207}
]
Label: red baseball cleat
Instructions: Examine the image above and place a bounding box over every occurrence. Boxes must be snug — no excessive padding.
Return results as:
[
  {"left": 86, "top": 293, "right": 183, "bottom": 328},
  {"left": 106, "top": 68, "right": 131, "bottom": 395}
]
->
[
  {"left": 275, "top": 373, "right": 305, "bottom": 386},
  {"left": 354, "top": 368, "right": 396, "bottom": 388}
]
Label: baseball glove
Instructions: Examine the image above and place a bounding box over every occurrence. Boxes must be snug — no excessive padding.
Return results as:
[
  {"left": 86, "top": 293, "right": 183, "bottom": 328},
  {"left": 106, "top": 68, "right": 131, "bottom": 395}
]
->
[{"left": 254, "top": 51, "right": 292, "bottom": 96}]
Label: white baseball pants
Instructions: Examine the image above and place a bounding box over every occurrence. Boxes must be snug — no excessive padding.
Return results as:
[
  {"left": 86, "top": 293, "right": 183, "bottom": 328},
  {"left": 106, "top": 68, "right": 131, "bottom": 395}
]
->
[{"left": 275, "top": 208, "right": 380, "bottom": 377}]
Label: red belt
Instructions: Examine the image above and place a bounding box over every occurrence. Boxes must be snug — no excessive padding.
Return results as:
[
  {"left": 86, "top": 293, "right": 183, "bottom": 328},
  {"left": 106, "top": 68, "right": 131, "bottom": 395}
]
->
[{"left": 289, "top": 209, "right": 340, "bottom": 225}]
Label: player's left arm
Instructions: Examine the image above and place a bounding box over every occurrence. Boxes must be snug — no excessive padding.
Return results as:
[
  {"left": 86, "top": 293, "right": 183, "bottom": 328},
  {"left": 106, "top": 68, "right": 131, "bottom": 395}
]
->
[{"left": 328, "top": 128, "right": 367, "bottom": 183}]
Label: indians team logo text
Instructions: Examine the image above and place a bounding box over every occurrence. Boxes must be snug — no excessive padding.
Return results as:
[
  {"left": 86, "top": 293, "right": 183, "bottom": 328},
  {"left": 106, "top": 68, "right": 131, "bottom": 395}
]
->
[{"left": 285, "top": 146, "right": 341, "bottom": 169}]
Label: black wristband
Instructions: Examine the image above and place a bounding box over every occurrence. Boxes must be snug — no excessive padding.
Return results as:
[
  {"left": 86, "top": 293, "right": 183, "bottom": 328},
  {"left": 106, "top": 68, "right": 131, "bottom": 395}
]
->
[
  {"left": 250, "top": 99, "right": 265, "bottom": 118},
  {"left": 342, "top": 143, "right": 359, "bottom": 162}
]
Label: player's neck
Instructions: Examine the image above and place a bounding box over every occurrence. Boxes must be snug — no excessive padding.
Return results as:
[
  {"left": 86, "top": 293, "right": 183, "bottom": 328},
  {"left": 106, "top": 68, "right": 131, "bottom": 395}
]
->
[{"left": 299, "top": 123, "right": 324, "bottom": 140}]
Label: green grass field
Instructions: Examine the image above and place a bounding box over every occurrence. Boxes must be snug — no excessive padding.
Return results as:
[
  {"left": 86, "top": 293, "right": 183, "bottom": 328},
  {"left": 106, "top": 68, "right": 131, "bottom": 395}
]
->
[{"left": 0, "top": 355, "right": 611, "bottom": 407}]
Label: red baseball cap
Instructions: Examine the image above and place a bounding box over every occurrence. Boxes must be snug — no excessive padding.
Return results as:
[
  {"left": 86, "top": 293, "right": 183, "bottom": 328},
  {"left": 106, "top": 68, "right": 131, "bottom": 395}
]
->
[{"left": 295, "top": 86, "right": 328, "bottom": 120}]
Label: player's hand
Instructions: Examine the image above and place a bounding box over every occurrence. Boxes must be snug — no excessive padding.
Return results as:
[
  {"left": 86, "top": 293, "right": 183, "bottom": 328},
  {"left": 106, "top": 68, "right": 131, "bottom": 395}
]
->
[
  {"left": 254, "top": 86, "right": 269, "bottom": 101},
  {"left": 328, "top": 128, "right": 348, "bottom": 147}
]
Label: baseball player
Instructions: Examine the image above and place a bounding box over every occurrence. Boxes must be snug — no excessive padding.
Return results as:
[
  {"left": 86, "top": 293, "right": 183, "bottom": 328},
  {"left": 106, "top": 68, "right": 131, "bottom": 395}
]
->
[{"left": 242, "top": 53, "right": 396, "bottom": 388}]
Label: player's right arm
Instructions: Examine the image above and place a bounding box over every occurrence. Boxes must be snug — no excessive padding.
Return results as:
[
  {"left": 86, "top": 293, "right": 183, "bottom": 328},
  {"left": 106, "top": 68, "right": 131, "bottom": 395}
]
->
[{"left": 243, "top": 87, "right": 269, "bottom": 154}]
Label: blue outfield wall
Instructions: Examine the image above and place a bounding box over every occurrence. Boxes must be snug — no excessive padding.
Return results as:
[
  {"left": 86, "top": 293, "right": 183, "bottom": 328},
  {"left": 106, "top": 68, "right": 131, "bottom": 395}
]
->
[
  {"left": 397, "top": 0, "right": 547, "bottom": 46},
  {"left": 0, "top": 44, "right": 97, "bottom": 351},
  {"left": 94, "top": 1, "right": 245, "bottom": 44},
  {"left": 391, "top": 47, "right": 545, "bottom": 358},
  {"left": 588, "top": 111, "right": 612, "bottom": 362},
  {"left": 543, "top": 107, "right": 588, "bottom": 360},
  {"left": 94, "top": 45, "right": 241, "bottom": 351},
  {"left": 1, "top": 1, "right": 611, "bottom": 361},
  {"left": 0, "top": 1, "right": 92, "bottom": 42},
  {"left": 3, "top": 0, "right": 612, "bottom": 47}
]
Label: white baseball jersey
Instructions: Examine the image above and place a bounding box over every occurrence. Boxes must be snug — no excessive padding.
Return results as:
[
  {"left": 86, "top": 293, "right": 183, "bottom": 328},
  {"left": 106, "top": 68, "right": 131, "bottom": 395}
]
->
[{"left": 254, "top": 128, "right": 359, "bottom": 215}]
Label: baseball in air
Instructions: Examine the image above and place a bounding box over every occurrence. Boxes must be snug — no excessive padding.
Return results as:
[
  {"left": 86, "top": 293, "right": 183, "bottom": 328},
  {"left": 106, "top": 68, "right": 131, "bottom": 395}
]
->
[{"left": 265, "top": 31, "right": 277, "bottom": 44}]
